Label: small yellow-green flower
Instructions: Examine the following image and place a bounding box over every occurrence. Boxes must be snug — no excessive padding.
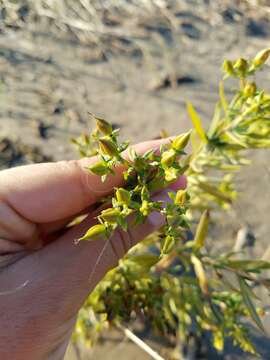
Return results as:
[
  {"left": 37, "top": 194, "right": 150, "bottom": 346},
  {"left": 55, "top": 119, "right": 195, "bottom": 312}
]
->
[
  {"left": 243, "top": 82, "right": 257, "bottom": 98},
  {"left": 96, "top": 117, "right": 113, "bottom": 135},
  {"left": 161, "top": 149, "right": 176, "bottom": 167},
  {"left": 172, "top": 131, "right": 191, "bottom": 151},
  {"left": 115, "top": 188, "right": 131, "bottom": 206},
  {"left": 88, "top": 161, "right": 110, "bottom": 176},
  {"left": 100, "top": 208, "right": 122, "bottom": 224},
  {"left": 99, "top": 137, "right": 119, "bottom": 157},
  {"left": 77, "top": 224, "right": 107, "bottom": 241},
  {"left": 253, "top": 48, "right": 270, "bottom": 68},
  {"left": 175, "top": 189, "right": 187, "bottom": 206}
]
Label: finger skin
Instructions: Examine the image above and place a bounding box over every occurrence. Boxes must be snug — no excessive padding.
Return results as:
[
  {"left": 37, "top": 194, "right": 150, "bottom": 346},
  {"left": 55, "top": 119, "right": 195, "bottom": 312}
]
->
[
  {"left": 0, "top": 137, "right": 186, "bottom": 247},
  {"left": 0, "top": 138, "right": 173, "bottom": 224},
  {"left": 0, "top": 189, "right": 180, "bottom": 360}
]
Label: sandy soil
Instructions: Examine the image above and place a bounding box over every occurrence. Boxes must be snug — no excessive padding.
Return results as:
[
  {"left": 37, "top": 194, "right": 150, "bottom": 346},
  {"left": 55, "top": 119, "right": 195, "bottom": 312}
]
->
[{"left": 0, "top": 1, "right": 270, "bottom": 359}]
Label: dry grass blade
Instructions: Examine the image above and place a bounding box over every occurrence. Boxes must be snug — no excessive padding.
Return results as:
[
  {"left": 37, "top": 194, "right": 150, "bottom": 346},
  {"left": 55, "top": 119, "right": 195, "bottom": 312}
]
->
[{"left": 119, "top": 325, "right": 165, "bottom": 360}]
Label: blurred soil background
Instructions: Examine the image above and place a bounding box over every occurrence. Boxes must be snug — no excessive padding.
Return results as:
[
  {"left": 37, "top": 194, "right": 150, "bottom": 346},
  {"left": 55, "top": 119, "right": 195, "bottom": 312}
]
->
[{"left": 0, "top": 0, "right": 270, "bottom": 359}]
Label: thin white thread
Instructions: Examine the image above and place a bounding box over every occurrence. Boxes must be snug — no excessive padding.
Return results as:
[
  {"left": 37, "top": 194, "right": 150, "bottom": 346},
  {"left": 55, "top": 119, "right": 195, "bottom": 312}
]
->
[
  {"left": 0, "top": 280, "right": 29, "bottom": 296},
  {"left": 88, "top": 239, "right": 111, "bottom": 285}
]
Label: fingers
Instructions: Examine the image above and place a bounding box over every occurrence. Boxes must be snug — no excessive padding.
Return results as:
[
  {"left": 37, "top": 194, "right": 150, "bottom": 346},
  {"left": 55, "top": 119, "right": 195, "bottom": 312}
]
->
[
  {"left": 3, "top": 187, "right": 180, "bottom": 324},
  {"left": 0, "top": 189, "right": 173, "bottom": 360},
  {"left": 0, "top": 138, "right": 173, "bottom": 226}
]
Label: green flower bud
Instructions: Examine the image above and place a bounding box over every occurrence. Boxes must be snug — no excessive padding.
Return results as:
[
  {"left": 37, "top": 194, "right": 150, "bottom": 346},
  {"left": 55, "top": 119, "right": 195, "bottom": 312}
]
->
[
  {"left": 99, "top": 137, "right": 118, "bottom": 157},
  {"left": 164, "top": 167, "right": 178, "bottom": 182},
  {"left": 88, "top": 161, "right": 110, "bottom": 176},
  {"left": 175, "top": 189, "right": 187, "bottom": 206},
  {"left": 161, "top": 149, "right": 176, "bottom": 167},
  {"left": 140, "top": 200, "right": 151, "bottom": 216},
  {"left": 243, "top": 82, "right": 257, "bottom": 98},
  {"left": 194, "top": 209, "right": 209, "bottom": 250},
  {"left": 222, "top": 60, "right": 235, "bottom": 76},
  {"left": 161, "top": 235, "right": 175, "bottom": 254},
  {"left": 96, "top": 117, "right": 113, "bottom": 135},
  {"left": 77, "top": 224, "right": 106, "bottom": 241},
  {"left": 233, "top": 58, "right": 248, "bottom": 76},
  {"left": 253, "top": 48, "right": 270, "bottom": 68},
  {"left": 191, "top": 255, "right": 209, "bottom": 296},
  {"left": 115, "top": 188, "right": 131, "bottom": 206},
  {"left": 172, "top": 131, "right": 191, "bottom": 151},
  {"left": 100, "top": 208, "right": 122, "bottom": 224}
]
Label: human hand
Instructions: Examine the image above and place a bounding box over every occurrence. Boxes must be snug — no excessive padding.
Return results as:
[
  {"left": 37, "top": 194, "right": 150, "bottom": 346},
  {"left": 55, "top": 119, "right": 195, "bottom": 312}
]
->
[{"left": 0, "top": 138, "right": 186, "bottom": 360}]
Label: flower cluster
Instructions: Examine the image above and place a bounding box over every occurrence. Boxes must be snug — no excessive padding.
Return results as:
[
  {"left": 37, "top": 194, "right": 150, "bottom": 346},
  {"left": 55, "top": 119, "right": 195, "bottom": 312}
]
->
[{"left": 77, "top": 117, "right": 192, "bottom": 257}]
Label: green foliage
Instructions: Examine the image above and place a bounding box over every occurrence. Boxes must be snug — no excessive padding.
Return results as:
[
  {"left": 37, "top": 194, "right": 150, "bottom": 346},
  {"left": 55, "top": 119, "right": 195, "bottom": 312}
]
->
[{"left": 73, "top": 49, "right": 270, "bottom": 355}]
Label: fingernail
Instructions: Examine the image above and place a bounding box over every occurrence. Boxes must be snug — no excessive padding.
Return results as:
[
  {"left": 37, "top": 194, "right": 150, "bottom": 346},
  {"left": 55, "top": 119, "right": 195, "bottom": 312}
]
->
[{"left": 151, "top": 137, "right": 174, "bottom": 153}]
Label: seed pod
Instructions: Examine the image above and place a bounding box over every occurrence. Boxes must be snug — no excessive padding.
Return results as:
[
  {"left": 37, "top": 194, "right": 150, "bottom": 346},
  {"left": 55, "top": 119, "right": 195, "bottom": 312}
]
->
[
  {"left": 77, "top": 224, "right": 106, "bottom": 241},
  {"left": 253, "top": 48, "right": 270, "bottom": 68},
  {"left": 175, "top": 189, "right": 187, "bottom": 206},
  {"left": 96, "top": 117, "right": 113, "bottom": 135},
  {"left": 161, "top": 235, "right": 175, "bottom": 254},
  {"left": 222, "top": 60, "right": 235, "bottom": 76},
  {"left": 99, "top": 137, "right": 118, "bottom": 157},
  {"left": 88, "top": 161, "right": 110, "bottom": 176},
  {"left": 100, "top": 208, "right": 122, "bottom": 224},
  {"left": 191, "top": 255, "right": 209, "bottom": 296},
  {"left": 164, "top": 167, "right": 178, "bottom": 182},
  {"left": 172, "top": 131, "right": 191, "bottom": 151},
  {"left": 233, "top": 58, "right": 248, "bottom": 76},
  {"left": 194, "top": 209, "right": 209, "bottom": 250},
  {"left": 115, "top": 188, "right": 131, "bottom": 206},
  {"left": 243, "top": 82, "right": 257, "bottom": 98},
  {"left": 161, "top": 149, "right": 176, "bottom": 167}
]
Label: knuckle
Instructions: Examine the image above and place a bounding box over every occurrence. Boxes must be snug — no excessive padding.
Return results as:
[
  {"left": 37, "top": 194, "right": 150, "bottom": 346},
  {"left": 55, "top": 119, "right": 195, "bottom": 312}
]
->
[{"left": 59, "top": 160, "right": 93, "bottom": 206}]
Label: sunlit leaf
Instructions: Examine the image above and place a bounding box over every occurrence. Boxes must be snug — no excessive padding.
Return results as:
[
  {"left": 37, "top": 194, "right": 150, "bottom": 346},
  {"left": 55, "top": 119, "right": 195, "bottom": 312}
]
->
[
  {"left": 161, "top": 235, "right": 175, "bottom": 255},
  {"left": 238, "top": 276, "right": 265, "bottom": 334},
  {"left": 198, "top": 181, "right": 232, "bottom": 203},
  {"left": 227, "top": 260, "right": 270, "bottom": 272},
  {"left": 194, "top": 210, "right": 209, "bottom": 250},
  {"left": 187, "top": 102, "right": 207, "bottom": 143},
  {"left": 191, "top": 255, "right": 209, "bottom": 296},
  {"left": 127, "top": 253, "right": 159, "bottom": 267}
]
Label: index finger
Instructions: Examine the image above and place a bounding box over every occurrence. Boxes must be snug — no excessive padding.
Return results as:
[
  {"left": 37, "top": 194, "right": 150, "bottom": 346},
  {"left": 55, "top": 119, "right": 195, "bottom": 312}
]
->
[{"left": 0, "top": 138, "right": 181, "bottom": 225}]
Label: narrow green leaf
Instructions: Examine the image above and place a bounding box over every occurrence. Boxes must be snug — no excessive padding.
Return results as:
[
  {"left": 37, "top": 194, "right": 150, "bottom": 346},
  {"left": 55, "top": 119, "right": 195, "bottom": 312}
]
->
[
  {"left": 198, "top": 181, "right": 232, "bottom": 203},
  {"left": 208, "top": 102, "right": 222, "bottom": 138},
  {"left": 161, "top": 235, "right": 175, "bottom": 255},
  {"left": 191, "top": 255, "right": 209, "bottom": 296},
  {"left": 227, "top": 260, "right": 270, "bottom": 272},
  {"left": 194, "top": 210, "right": 209, "bottom": 250},
  {"left": 127, "top": 254, "right": 159, "bottom": 270},
  {"left": 187, "top": 102, "right": 207, "bottom": 143},
  {"left": 238, "top": 276, "right": 265, "bottom": 334},
  {"left": 223, "top": 132, "right": 248, "bottom": 149}
]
